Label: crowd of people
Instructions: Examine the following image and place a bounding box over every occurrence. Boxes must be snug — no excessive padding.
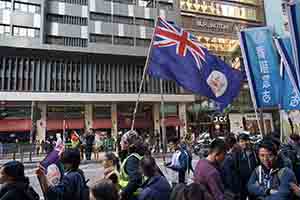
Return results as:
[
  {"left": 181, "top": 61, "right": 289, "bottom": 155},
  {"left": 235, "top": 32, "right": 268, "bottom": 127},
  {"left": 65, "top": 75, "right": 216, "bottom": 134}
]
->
[
  {"left": 40, "top": 129, "right": 116, "bottom": 161},
  {"left": 2, "top": 130, "right": 300, "bottom": 200}
]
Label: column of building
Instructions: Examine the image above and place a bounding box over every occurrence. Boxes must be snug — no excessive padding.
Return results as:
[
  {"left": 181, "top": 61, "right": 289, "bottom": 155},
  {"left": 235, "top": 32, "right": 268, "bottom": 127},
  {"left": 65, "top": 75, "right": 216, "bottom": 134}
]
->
[
  {"left": 84, "top": 104, "right": 93, "bottom": 131},
  {"left": 179, "top": 103, "right": 187, "bottom": 137},
  {"left": 111, "top": 103, "right": 118, "bottom": 139},
  {"left": 36, "top": 102, "right": 47, "bottom": 142}
]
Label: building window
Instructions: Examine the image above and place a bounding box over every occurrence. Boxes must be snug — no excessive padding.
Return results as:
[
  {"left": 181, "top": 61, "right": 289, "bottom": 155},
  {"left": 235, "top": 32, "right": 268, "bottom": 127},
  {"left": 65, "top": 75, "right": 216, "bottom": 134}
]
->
[
  {"left": 14, "top": 2, "right": 41, "bottom": 14},
  {"left": 13, "top": 26, "right": 39, "bottom": 38},
  {"left": 90, "top": 13, "right": 112, "bottom": 22},
  {"left": 46, "top": 36, "right": 64, "bottom": 45},
  {"left": 136, "top": 38, "right": 151, "bottom": 47},
  {"left": 0, "top": 24, "right": 10, "bottom": 35},
  {"left": 94, "top": 106, "right": 111, "bottom": 118},
  {"left": 135, "top": 18, "right": 154, "bottom": 27},
  {"left": 158, "top": 2, "right": 173, "bottom": 10},
  {"left": 46, "top": 36, "right": 87, "bottom": 47},
  {"left": 113, "top": 15, "right": 133, "bottom": 25},
  {"left": 104, "top": 0, "right": 135, "bottom": 5},
  {"left": 48, "top": 0, "right": 87, "bottom": 5},
  {"left": 90, "top": 34, "right": 112, "bottom": 44},
  {"left": 47, "top": 14, "right": 88, "bottom": 25},
  {"left": 0, "top": 0, "right": 11, "bottom": 10},
  {"left": 113, "top": 36, "right": 134, "bottom": 46},
  {"left": 138, "top": 0, "right": 153, "bottom": 7}
]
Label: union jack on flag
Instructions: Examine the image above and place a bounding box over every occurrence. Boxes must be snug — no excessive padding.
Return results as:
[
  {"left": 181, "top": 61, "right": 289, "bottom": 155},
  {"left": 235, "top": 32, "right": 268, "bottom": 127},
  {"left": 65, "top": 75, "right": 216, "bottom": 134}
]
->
[
  {"left": 153, "top": 17, "right": 206, "bottom": 70},
  {"left": 147, "top": 17, "right": 243, "bottom": 110}
]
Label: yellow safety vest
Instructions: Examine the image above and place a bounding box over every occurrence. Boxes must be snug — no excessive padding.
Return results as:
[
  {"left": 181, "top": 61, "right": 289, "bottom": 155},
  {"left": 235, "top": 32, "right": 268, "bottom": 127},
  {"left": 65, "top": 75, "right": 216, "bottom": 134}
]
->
[{"left": 119, "top": 153, "right": 144, "bottom": 195}]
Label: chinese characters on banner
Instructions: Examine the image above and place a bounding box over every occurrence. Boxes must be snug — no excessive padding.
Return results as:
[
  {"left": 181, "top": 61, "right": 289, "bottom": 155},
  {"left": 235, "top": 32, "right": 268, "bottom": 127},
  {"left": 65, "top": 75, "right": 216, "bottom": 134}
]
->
[
  {"left": 239, "top": 27, "right": 280, "bottom": 109},
  {"left": 256, "top": 46, "right": 272, "bottom": 104}
]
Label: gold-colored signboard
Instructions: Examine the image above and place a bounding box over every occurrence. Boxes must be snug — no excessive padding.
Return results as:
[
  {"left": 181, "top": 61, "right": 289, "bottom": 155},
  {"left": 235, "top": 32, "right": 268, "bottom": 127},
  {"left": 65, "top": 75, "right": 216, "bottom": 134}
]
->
[{"left": 181, "top": 0, "right": 258, "bottom": 21}]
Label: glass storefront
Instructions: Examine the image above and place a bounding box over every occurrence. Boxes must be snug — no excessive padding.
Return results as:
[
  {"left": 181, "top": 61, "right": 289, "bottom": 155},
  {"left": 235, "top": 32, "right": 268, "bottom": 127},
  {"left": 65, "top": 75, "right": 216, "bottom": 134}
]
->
[
  {"left": 187, "top": 101, "right": 230, "bottom": 138},
  {"left": 181, "top": 0, "right": 258, "bottom": 21},
  {"left": 46, "top": 105, "right": 85, "bottom": 139},
  {"left": 117, "top": 103, "right": 153, "bottom": 136}
]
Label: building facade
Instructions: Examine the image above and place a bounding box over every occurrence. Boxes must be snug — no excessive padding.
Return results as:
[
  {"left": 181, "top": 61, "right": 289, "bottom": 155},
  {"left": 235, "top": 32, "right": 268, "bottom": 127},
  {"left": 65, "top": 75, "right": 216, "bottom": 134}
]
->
[
  {"left": 181, "top": 0, "right": 274, "bottom": 134},
  {"left": 0, "top": 0, "right": 195, "bottom": 142}
]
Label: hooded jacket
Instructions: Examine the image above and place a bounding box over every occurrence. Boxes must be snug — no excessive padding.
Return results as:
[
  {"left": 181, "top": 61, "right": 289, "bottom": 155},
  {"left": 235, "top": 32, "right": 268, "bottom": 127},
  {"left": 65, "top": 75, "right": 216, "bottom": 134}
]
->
[{"left": 247, "top": 163, "right": 296, "bottom": 200}]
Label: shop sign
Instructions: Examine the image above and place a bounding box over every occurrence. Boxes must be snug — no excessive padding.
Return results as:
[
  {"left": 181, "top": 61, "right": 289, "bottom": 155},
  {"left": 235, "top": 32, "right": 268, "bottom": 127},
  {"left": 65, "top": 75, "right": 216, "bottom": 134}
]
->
[
  {"left": 244, "top": 113, "right": 272, "bottom": 120},
  {"left": 213, "top": 116, "right": 227, "bottom": 123},
  {"left": 194, "top": 18, "right": 248, "bottom": 35}
]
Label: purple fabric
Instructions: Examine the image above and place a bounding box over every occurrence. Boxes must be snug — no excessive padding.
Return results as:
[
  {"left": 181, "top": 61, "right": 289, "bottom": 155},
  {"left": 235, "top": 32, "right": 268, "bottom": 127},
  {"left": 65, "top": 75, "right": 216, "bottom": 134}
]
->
[
  {"left": 194, "top": 159, "right": 224, "bottom": 200},
  {"left": 40, "top": 143, "right": 64, "bottom": 171}
]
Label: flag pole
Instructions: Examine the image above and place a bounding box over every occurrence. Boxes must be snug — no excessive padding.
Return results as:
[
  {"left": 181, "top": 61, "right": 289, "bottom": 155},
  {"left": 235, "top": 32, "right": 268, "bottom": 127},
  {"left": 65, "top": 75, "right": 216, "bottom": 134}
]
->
[
  {"left": 238, "top": 32, "right": 264, "bottom": 136},
  {"left": 160, "top": 80, "right": 167, "bottom": 156},
  {"left": 274, "top": 37, "right": 300, "bottom": 140},
  {"left": 131, "top": 18, "right": 159, "bottom": 131}
]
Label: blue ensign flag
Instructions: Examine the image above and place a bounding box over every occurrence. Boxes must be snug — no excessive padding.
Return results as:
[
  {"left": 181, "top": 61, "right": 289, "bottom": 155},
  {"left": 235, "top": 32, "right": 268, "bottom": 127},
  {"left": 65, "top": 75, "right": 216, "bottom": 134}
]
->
[
  {"left": 288, "top": 0, "right": 300, "bottom": 86},
  {"left": 239, "top": 27, "right": 280, "bottom": 109},
  {"left": 147, "top": 17, "right": 243, "bottom": 110},
  {"left": 275, "top": 37, "right": 300, "bottom": 110}
]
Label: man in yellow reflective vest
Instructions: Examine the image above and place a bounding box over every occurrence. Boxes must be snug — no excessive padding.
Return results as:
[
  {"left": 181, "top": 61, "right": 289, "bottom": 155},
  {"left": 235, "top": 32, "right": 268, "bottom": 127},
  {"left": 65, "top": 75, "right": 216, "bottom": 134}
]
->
[{"left": 119, "top": 130, "right": 145, "bottom": 200}]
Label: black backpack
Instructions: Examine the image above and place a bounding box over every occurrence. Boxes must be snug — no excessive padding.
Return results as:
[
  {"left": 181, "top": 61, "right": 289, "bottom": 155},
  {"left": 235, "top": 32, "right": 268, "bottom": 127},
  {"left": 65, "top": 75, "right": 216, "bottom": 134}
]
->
[{"left": 74, "top": 171, "right": 90, "bottom": 200}]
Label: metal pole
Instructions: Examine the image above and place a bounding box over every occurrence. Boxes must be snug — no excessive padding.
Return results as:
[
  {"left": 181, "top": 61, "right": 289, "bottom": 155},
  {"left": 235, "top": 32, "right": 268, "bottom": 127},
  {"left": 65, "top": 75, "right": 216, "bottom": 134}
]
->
[
  {"left": 160, "top": 80, "right": 167, "bottom": 154},
  {"left": 239, "top": 32, "right": 264, "bottom": 136},
  {"left": 131, "top": 18, "right": 159, "bottom": 131},
  {"left": 259, "top": 109, "right": 265, "bottom": 136},
  {"left": 280, "top": 110, "right": 284, "bottom": 142}
]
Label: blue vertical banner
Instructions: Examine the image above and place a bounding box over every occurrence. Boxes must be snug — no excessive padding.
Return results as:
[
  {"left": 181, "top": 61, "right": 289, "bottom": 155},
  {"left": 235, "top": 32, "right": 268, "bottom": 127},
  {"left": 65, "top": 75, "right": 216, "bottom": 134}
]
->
[
  {"left": 288, "top": 0, "right": 300, "bottom": 86},
  {"left": 239, "top": 27, "right": 280, "bottom": 109},
  {"left": 275, "top": 37, "right": 300, "bottom": 110}
]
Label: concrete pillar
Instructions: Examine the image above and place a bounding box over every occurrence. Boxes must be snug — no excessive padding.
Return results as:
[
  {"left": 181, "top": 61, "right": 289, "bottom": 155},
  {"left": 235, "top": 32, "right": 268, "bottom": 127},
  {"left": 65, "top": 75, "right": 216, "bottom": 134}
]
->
[
  {"left": 153, "top": 103, "right": 161, "bottom": 135},
  {"left": 179, "top": 103, "right": 187, "bottom": 137},
  {"left": 84, "top": 104, "right": 93, "bottom": 131},
  {"left": 36, "top": 102, "right": 47, "bottom": 142},
  {"left": 111, "top": 103, "right": 118, "bottom": 138}
]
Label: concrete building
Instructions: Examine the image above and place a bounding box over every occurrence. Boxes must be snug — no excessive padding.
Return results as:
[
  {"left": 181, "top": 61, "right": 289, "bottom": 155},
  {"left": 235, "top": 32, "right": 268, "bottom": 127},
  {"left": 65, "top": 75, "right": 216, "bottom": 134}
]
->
[{"left": 0, "top": 0, "right": 195, "bottom": 142}]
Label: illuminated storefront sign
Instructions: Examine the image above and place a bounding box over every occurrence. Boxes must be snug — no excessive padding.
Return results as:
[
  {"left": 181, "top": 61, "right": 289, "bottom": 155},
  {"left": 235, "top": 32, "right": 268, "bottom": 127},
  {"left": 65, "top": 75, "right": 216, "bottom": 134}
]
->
[
  {"left": 183, "top": 16, "right": 250, "bottom": 35},
  {"left": 194, "top": 35, "right": 239, "bottom": 53},
  {"left": 180, "top": 0, "right": 258, "bottom": 21}
]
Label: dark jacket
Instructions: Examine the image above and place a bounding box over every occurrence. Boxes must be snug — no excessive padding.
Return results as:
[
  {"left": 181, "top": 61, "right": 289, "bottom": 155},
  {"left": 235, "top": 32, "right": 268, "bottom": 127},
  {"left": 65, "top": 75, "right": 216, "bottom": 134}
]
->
[
  {"left": 194, "top": 159, "right": 224, "bottom": 200},
  {"left": 233, "top": 149, "right": 258, "bottom": 185},
  {"left": 138, "top": 175, "right": 171, "bottom": 200},
  {"left": 247, "top": 165, "right": 296, "bottom": 200},
  {"left": 0, "top": 182, "right": 39, "bottom": 200},
  {"left": 85, "top": 134, "right": 95, "bottom": 146},
  {"left": 47, "top": 169, "right": 87, "bottom": 200},
  {"left": 122, "top": 155, "right": 143, "bottom": 200},
  {"left": 221, "top": 152, "right": 241, "bottom": 194}
]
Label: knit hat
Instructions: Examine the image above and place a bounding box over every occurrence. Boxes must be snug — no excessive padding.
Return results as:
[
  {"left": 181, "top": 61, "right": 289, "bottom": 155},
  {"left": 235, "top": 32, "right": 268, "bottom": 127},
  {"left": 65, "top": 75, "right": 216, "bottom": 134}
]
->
[{"left": 2, "top": 161, "right": 25, "bottom": 181}]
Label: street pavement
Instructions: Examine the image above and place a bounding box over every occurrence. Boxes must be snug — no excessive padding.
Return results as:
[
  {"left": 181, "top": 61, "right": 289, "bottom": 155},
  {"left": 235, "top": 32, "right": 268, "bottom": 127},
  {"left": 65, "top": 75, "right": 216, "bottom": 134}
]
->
[{"left": 24, "top": 157, "right": 199, "bottom": 200}]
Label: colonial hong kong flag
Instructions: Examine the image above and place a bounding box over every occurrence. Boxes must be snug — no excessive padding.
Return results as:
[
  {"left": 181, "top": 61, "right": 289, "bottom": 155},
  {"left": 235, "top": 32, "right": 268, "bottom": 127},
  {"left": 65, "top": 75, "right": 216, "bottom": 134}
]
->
[{"left": 147, "top": 17, "right": 244, "bottom": 110}]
